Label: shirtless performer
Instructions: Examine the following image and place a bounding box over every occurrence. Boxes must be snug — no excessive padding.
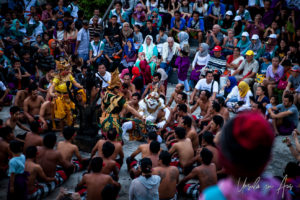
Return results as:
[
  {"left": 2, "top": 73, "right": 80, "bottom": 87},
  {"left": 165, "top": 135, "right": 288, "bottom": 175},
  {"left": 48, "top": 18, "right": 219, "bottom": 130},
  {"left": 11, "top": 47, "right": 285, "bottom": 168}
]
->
[
  {"left": 5, "top": 106, "right": 30, "bottom": 132},
  {"left": 76, "top": 157, "right": 120, "bottom": 200},
  {"left": 120, "top": 92, "right": 140, "bottom": 118},
  {"left": 179, "top": 116, "right": 199, "bottom": 152},
  {"left": 23, "top": 121, "right": 43, "bottom": 153},
  {"left": 152, "top": 151, "right": 179, "bottom": 200},
  {"left": 178, "top": 148, "right": 217, "bottom": 199},
  {"left": 25, "top": 146, "right": 56, "bottom": 199},
  {"left": 120, "top": 83, "right": 132, "bottom": 101},
  {"left": 216, "top": 96, "right": 229, "bottom": 122},
  {"left": 39, "top": 100, "right": 56, "bottom": 131},
  {"left": 0, "top": 127, "right": 13, "bottom": 176},
  {"left": 23, "top": 84, "right": 45, "bottom": 123},
  {"left": 169, "top": 127, "right": 194, "bottom": 175},
  {"left": 57, "top": 126, "right": 86, "bottom": 172},
  {"left": 167, "top": 83, "right": 184, "bottom": 107},
  {"left": 171, "top": 92, "right": 191, "bottom": 113},
  {"left": 37, "top": 133, "right": 73, "bottom": 178},
  {"left": 99, "top": 141, "right": 119, "bottom": 180},
  {"left": 199, "top": 115, "right": 224, "bottom": 135},
  {"left": 142, "top": 72, "right": 165, "bottom": 98},
  {"left": 14, "top": 90, "right": 28, "bottom": 109},
  {"left": 91, "top": 128, "right": 124, "bottom": 168},
  {"left": 191, "top": 90, "right": 211, "bottom": 117},
  {"left": 122, "top": 73, "right": 136, "bottom": 94}
]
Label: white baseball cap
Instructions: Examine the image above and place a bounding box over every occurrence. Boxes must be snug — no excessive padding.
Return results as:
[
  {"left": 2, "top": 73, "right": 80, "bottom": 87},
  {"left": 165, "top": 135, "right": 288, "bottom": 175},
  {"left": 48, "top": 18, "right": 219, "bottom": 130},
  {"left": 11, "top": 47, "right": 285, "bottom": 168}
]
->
[
  {"left": 234, "top": 16, "right": 242, "bottom": 21},
  {"left": 225, "top": 11, "right": 233, "bottom": 16},
  {"left": 268, "top": 34, "right": 277, "bottom": 39},
  {"left": 251, "top": 34, "right": 259, "bottom": 40},
  {"left": 241, "top": 32, "right": 249, "bottom": 37}
]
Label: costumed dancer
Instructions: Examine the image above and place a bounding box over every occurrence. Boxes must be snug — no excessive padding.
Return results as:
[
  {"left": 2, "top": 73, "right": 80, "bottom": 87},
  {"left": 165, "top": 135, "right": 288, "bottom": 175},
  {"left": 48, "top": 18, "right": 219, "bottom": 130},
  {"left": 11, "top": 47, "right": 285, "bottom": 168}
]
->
[
  {"left": 49, "top": 60, "right": 84, "bottom": 128},
  {"left": 100, "top": 69, "right": 144, "bottom": 141}
]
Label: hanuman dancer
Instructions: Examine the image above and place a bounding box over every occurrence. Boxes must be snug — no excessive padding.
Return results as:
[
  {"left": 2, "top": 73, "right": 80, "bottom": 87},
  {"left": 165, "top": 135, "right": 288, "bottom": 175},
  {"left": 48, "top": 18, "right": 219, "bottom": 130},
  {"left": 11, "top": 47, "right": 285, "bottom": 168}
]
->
[
  {"left": 100, "top": 69, "right": 144, "bottom": 141},
  {"left": 49, "top": 60, "right": 84, "bottom": 128}
]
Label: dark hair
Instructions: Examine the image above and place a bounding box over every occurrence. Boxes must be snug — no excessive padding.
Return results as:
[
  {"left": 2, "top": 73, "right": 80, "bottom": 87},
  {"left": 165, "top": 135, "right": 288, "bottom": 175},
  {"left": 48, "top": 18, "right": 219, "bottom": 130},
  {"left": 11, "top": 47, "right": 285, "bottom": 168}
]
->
[
  {"left": 111, "top": 15, "right": 118, "bottom": 19},
  {"left": 10, "top": 140, "right": 23, "bottom": 154},
  {"left": 0, "top": 126, "right": 13, "bottom": 139},
  {"left": 132, "top": 92, "right": 141, "bottom": 100},
  {"left": 201, "top": 90, "right": 211, "bottom": 99},
  {"left": 192, "top": 11, "right": 200, "bottom": 17},
  {"left": 153, "top": 72, "right": 161, "bottom": 80},
  {"left": 174, "top": 10, "right": 181, "bottom": 16},
  {"left": 178, "top": 84, "right": 184, "bottom": 91},
  {"left": 178, "top": 104, "right": 187, "bottom": 113},
  {"left": 12, "top": 59, "right": 21, "bottom": 65},
  {"left": 30, "top": 121, "right": 40, "bottom": 133},
  {"left": 122, "top": 83, "right": 129, "bottom": 89},
  {"left": 107, "top": 128, "right": 117, "bottom": 140},
  {"left": 201, "top": 148, "right": 213, "bottom": 165},
  {"left": 43, "top": 133, "right": 57, "bottom": 149},
  {"left": 148, "top": 131, "right": 157, "bottom": 141},
  {"left": 178, "top": 92, "right": 187, "bottom": 101},
  {"left": 182, "top": 115, "right": 192, "bottom": 127},
  {"left": 26, "top": 146, "right": 37, "bottom": 159},
  {"left": 159, "top": 150, "right": 171, "bottom": 166},
  {"left": 284, "top": 94, "right": 294, "bottom": 103},
  {"left": 102, "top": 184, "right": 118, "bottom": 200},
  {"left": 206, "top": 70, "right": 213, "bottom": 77},
  {"left": 134, "top": 25, "right": 141, "bottom": 30},
  {"left": 150, "top": 141, "right": 160, "bottom": 154},
  {"left": 102, "top": 141, "right": 115, "bottom": 158},
  {"left": 175, "top": 127, "right": 186, "bottom": 139},
  {"left": 212, "top": 115, "right": 224, "bottom": 128},
  {"left": 212, "top": 101, "right": 221, "bottom": 112},
  {"left": 63, "top": 126, "right": 76, "bottom": 140},
  {"left": 140, "top": 157, "right": 152, "bottom": 177},
  {"left": 146, "top": 19, "right": 153, "bottom": 24},
  {"left": 159, "top": 27, "right": 165, "bottom": 32},
  {"left": 10, "top": 106, "right": 20, "bottom": 114},
  {"left": 114, "top": 1, "right": 122, "bottom": 6},
  {"left": 257, "top": 85, "right": 267, "bottom": 95},
  {"left": 202, "top": 131, "right": 215, "bottom": 146},
  {"left": 284, "top": 162, "right": 300, "bottom": 178},
  {"left": 91, "top": 157, "right": 103, "bottom": 172},
  {"left": 28, "top": 83, "right": 38, "bottom": 93}
]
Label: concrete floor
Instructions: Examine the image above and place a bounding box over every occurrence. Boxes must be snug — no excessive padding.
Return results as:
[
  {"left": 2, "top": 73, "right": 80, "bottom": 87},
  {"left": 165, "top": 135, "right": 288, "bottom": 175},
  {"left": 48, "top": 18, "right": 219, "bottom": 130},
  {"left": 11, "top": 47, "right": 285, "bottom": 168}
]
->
[{"left": 0, "top": 82, "right": 298, "bottom": 200}]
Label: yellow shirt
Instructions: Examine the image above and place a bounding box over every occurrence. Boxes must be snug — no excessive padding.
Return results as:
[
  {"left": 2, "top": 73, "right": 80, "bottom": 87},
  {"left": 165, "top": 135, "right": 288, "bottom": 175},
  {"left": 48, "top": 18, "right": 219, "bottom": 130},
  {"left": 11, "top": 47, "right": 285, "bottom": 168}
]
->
[{"left": 53, "top": 74, "right": 75, "bottom": 93}]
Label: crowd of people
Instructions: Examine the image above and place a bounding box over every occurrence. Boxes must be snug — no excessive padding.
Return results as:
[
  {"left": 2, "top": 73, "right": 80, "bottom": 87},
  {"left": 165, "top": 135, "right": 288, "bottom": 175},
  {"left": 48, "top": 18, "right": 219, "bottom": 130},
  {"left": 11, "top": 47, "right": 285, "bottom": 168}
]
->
[{"left": 1, "top": 0, "right": 300, "bottom": 199}]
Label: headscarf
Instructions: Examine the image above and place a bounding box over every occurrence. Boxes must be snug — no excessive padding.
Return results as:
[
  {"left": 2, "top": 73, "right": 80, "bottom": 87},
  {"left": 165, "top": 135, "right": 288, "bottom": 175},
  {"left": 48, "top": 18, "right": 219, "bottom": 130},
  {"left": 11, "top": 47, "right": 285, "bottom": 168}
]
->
[
  {"left": 131, "top": 66, "right": 140, "bottom": 83},
  {"left": 237, "top": 35, "right": 251, "bottom": 55},
  {"left": 48, "top": 39, "right": 56, "bottom": 56},
  {"left": 225, "top": 76, "right": 237, "bottom": 94},
  {"left": 122, "top": 22, "right": 133, "bottom": 39},
  {"left": 120, "top": 68, "right": 129, "bottom": 80},
  {"left": 199, "top": 43, "right": 209, "bottom": 57},
  {"left": 10, "top": 19, "right": 24, "bottom": 31},
  {"left": 133, "top": 3, "right": 146, "bottom": 22},
  {"left": 265, "top": 38, "right": 277, "bottom": 52},
  {"left": 238, "top": 81, "right": 250, "bottom": 98},
  {"left": 142, "top": 35, "right": 155, "bottom": 61},
  {"left": 249, "top": 38, "right": 261, "bottom": 54},
  {"left": 124, "top": 38, "right": 136, "bottom": 57},
  {"left": 178, "top": 31, "right": 189, "bottom": 49}
]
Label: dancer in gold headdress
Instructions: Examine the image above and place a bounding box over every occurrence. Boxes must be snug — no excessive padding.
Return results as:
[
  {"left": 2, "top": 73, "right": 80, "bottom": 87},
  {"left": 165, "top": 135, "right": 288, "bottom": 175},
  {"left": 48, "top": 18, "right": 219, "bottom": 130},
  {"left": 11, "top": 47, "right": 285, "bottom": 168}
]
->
[
  {"left": 49, "top": 60, "right": 84, "bottom": 127},
  {"left": 100, "top": 69, "right": 143, "bottom": 141}
]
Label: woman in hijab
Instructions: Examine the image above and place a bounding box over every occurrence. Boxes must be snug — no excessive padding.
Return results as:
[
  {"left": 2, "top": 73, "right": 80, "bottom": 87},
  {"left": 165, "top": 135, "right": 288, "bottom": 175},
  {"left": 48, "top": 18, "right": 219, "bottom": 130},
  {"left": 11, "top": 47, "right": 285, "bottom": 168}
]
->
[
  {"left": 237, "top": 32, "right": 251, "bottom": 55},
  {"left": 10, "top": 19, "right": 25, "bottom": 42},
  {"left": 224, "top": 76, "right": 237, "bottom": 98},
  {"left": 131, "top": 66, "right": 144, "bottom": 94},
  {"left": 121, "top": 22, "right": 134, "bottom": 45},
  {"left": 132, "top": 3, "right": 146, "bottom": 26},
  {"left": 121, "top": 38, "right": 137, "bottom": 69},
  {"left": 48, "top": 39, "right": 56, "bottom": 56},
  {"left": 178, "top": 31, "right": 189, "bottom": 49},
  {"left": 136, "top": 35, "right": 158, "bottom": 75},
  {"left": 148, "top": 8, "right": 162, "bottom": 30},
  {"left": 248, "top": 34, "right": 261, "bottom": 57},
  {"left": 190, "top": 43, "right": 210, "bottom": 88},
  {"left": 226, "top": 81, "right": 253, "bottom": 112}
]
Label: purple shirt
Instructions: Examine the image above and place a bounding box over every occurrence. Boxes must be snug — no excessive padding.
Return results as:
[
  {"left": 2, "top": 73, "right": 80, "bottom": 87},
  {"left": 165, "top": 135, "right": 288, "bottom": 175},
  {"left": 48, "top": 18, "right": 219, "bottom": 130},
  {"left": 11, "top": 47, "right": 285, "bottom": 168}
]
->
[
  {"left": 262, "top": 9, "right": 275, "bottom": 27},
  {"left": 246, "top": 23, "right": 265, "bottom": 38},
  {"left": 266, "top": 64, "right": 284, "bottom": 82},
  {"left": 175, "top": 56, "right": 190, "bottom": 81}
]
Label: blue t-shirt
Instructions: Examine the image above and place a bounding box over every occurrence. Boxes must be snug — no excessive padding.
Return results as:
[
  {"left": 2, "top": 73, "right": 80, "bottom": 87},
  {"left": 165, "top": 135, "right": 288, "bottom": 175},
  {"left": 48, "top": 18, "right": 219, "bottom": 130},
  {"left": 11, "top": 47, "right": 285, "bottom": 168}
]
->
[
  {"left": 259, "top": 62, "right": 270, "bottom": 74},
  {"left": 8, "top": 154, "right": 25, "bottom": 176},
  {"left": 276, "top": 104, "right": 299, "bottom": 126}
]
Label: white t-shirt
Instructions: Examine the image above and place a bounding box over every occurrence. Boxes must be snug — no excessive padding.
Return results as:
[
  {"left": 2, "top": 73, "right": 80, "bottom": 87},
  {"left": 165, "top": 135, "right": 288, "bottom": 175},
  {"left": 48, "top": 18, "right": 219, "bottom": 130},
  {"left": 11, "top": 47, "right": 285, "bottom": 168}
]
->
[
  {"left": 195, "top": 78, "right": 219, "bottom": 93},
  {"left": 96, "top": 71, "right": 111, "bottom": 88},
  {"left": 0, "top": 81, "right": 6, "bottom": 91}
]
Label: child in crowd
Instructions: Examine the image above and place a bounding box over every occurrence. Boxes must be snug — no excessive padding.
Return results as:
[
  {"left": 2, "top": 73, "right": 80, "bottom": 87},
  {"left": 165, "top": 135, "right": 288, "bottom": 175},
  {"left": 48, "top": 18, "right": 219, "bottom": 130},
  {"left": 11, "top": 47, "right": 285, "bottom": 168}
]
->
[
  {"left": 265, "top": 95, "right": 278, "bottom": 121},
  {"left": 133, "top": 25, "right": 143, "bottom": 50}
]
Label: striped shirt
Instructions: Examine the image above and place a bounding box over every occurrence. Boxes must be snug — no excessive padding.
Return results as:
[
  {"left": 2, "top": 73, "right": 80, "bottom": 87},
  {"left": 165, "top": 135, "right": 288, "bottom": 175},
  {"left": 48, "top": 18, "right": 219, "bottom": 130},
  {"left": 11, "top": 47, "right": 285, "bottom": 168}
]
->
[{"left": 206, "top": 55, "right": 226, "bottom": 73}]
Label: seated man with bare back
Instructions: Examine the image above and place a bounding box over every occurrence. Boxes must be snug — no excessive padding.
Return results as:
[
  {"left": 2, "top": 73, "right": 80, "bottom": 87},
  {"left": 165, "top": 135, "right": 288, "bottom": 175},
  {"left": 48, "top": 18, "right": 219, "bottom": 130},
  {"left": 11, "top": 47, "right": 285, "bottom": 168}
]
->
[
  {"left": 152, "top": 151, "right": 179, "bottom": 200},
  {"left": 14, "top": 90, "right": 28, "bottom": 109},
  {"left": 178, "top": 148, "right": 217, "bottom": 199},
  {"left": 91, "top": 128, "right": 124, "bottom": 168},
  {"left": 37, "top": 133, "right": 73, "bottom": 178},
  {"left": 23, "top": 84, "right": 45, "bottom": 123},
  {"left": 57, "top": 126, "right": 88, "bottom": 172},
  {"left": 25, "top": 146, "right": 56, "bottom": 200},
  {"left": 167, "top": 83, "right": 184, "bottom": 107},
  {"left": 0, "top": 127, "right": 13, "bottom": 176},
  {"left": 191, "top": 90, "right": 211, "bottom": 118},
  {"left": 169, "top": 127, "right": 195, "bottom": 175},
  {"left": 39, "top": 100, "right": 56, "bottom": 131},
  {"left": 179, "top": 116, "right": 199, "bottom": 152},
  {"left": 99, "top": 141, "right": 119, "bottom": 180},
  {"left": 5, "top": 106, "right": 30, "bottom": 132},
  {"left": 76, "top": 157, "right": 120, "bottom": 200},
  {"left": 23, "top": 121, "right": 43, "bottom": 153}
]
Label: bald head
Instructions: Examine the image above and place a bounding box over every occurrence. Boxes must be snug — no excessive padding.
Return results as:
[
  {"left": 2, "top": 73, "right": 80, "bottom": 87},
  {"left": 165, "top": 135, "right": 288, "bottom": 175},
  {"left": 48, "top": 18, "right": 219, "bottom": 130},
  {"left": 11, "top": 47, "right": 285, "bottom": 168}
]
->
[
  {"left": 212, "top": 24, "right": 220, "bottom": 34},
  {"left": 167, "top": 37, "right": 174, "bottom": 47},
  {"left": 175, "top": 84, "right": 184, "bottom": 93}
]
